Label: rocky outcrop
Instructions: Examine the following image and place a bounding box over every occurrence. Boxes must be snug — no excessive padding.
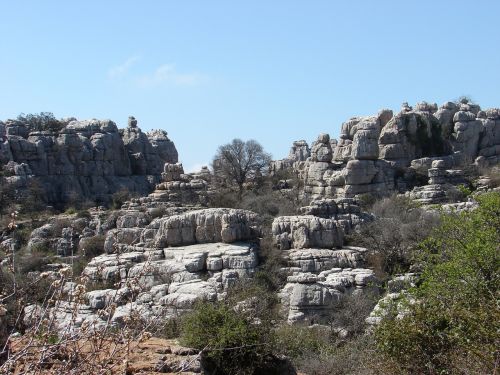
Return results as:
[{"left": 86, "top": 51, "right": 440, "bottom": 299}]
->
[
  {"left": 275, "top": 99, "right": 499, "bottom": 202},
  {"left": 279, "top": 257, "right": 377, "bottom": 324},
  {"left": 0, "top": 116, "right": 178, "bottom": 206},
  {"left": 126, "top": 163, "right": 212, "bottom": 209},
  {"left": 408, "top": 159, "right": 467, "bottom": 205},
  {"left": 274, "top": 201, "right": 378, "bottom": 324},
  {"left": 270, "top": 140, "right": 310, "bottom": 174},
  {"left": 272, "top": 216, "right": 344, "bottom": 250},
  {"left": 36, "top": 208, "right": 262, "bottom": 328},
  {"left": 152, "top": 208, "right": 260, "bottom": 248}
]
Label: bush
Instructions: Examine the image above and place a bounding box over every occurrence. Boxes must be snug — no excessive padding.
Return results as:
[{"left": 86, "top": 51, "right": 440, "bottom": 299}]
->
[
  {"left": 17, "top": 112, "right": 64, "bottom": 133},
  {"left": 75, "top": 209, "right": 92, "bottom": 219},
  {"left": 374, "top": 192, "right": 500, "bottom": 374},
  {"left": 111, "top": 188, "right": 133, "bottom": 209},
  {"left": 349, "top": 195, "right": 440, "bottom": 276},
  {"left": 64, "top": 207, "right": 78, "bottom": 215},
  {"left": 329, "top": 291, "right": 379, "bottom": 336},
  {"left": 78, "top": 235, "right": 105, "bottom": 260},
  {"left": 295, "top": 334, "right": 376, "bottom": 375},
  {"left": 149, "top": 207, "right": 167, "bottom": 219},
  {"left": 19, "top": 179, "right": 47, "bottom": 219},
  {"left": 181, "top": 301, "right": 273, "bottom": 375},
  {"left": 274, "top": 324, "right": 333, "bottom": 360},
  {"left": 240, "top": 190, "right": 297, "bottom": 224}
]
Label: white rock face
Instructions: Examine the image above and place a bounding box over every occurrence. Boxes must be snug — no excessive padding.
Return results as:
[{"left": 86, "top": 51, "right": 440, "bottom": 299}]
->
[
  {"left": 274, "top": 209, "right": 378, "bottom": 324},
  {"left": 272, "top": 215, "right": 344, "bottom": 250},
  {"left": 153, "top": 208, "right": 260, "bottom": 248},
  {"left": 285, "top": 247, "right": 366, "bottom": 272},
  {"left": 280, "top": 267, "right": 377, "bottom": 324},
  {"left": 77, "top": 240, "right": 259, "bottom": 327}
]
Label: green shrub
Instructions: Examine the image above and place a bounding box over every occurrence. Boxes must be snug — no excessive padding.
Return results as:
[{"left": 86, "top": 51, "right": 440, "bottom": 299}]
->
[
  {"left": 64, "top": 207, "right": 78, "bottom": 215},
  {"left": 111, "top": 188, "right": 133, "bottom": 209},
  {"left": 17, "top": 112, "right": 64, "bottom": 133},
  {"left": 374, "top": 192, "right": 500, "bottom": 374},
  {"left": 456, "top": 184, "right": 472, "bottom": 198},
  {"left": 181, "top": 301, "right": 273, "bottom": 375}
]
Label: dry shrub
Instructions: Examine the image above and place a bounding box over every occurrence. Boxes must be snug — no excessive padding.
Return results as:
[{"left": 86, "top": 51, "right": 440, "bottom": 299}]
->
[
  {"left": 349, "top": 195, "right": 440, "bottom": 276},
  {"left": 330, "top": 291, "right": 379, "bottom": 336},
  {"left": 78, "top": 234, "right": 105, "bottom": 260},
  {"left": 296, "top": 335, "right": 377, "bottom": 375}
]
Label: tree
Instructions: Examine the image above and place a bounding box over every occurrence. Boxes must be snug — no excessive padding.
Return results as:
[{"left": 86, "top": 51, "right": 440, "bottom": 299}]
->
[
  {"left": 374, "top": 192, "right": 500, "bottom": 374},
  {"left": 212, "top": 139, "right": 271, "bottom": 200},
  {"left": 16, "top": 112, "right": 64, "bottom": 133}
]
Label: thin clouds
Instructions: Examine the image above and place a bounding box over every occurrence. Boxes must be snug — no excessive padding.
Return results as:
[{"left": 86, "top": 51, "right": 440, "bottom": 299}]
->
[
  {"left": 108, "top": 56, "right": 141, "bottom": 79},
  {"left": 136, "top": 64, "right": 207, "bottom": 87},
  {"left": 108, "top": 58, "right": 207, "bottom": 87}
]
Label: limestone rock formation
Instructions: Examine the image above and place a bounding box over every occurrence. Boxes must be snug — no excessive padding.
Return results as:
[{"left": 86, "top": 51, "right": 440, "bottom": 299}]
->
[
  {"left": 408, "top": 159, "right": 467, "bottom": 204},
  {"left": 280, "top": 266, "right": 377, "bottom": 324},
  {"left": 270, "top": 140, "right": 310, "bottom": 174},
  {"left": 272, "top": 216, "right": 344, "bottom": 250},
  {"left": 275, "top": 199, "right": 378, "bottom": 325},
  {"left": 0, "top": 116, "right": 178, "bottom": 206},
  {"left": 26, "top": 208, "right": 261, "bottom": 329},
  {"left": 275, "top": 99, "right": 500, "bottom": 202}
]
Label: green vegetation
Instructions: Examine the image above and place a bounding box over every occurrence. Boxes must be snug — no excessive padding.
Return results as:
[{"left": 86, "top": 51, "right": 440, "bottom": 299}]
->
[
  {"left": 456, "top": 183, "right": 473, "bottom": 198},
  {"left": 181, "top": 301, "right": 272, "bottom": 375},
  {"left": 16, "top": 112, "right": 64, "bottom": 133},
  {"left": 111, "top": 188, "right": 134, "bottom": 209},
  {"left": 374, "top": 192, "right": 500, "bottom": 374}
]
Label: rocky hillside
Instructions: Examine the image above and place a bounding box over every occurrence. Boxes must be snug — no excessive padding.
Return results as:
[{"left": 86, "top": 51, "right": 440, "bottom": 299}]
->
[
  {"left": 272, "top": 99, "right": 500, "bottom": 203},
  {"left": 0, "top": 98, "right": 498, "bottom": 374},
  {"left": 0, "top": 115, "right": 178, "bottom": 206}
]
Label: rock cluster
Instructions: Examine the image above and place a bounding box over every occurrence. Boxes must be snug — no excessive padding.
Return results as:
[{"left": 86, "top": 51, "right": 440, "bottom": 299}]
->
[
  {"left": 275, "top": 100, "right": 500, "bottom": 201},
  {"left": 274, "top": 198, "right": 378, "bottom": 324},
  {"left": 0, "top": 116, "right": 178, "bottom": 205},
  {"left": 270, "top": 140, "right": 310, "bottom": 174},
  {"left": 125, "top": 163, "right": 212, "bottom": 209},
  {"left": 27, "top": 208, "right": 262, "bottom": 330},
  {"left": 408, "top": 159, "right": 467, "bottom": 205}
]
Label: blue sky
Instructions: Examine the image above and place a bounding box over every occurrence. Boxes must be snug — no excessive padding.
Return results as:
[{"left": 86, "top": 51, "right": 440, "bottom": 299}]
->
[{"left": 1, "top": 1, "right": 499, "bottom": 171}]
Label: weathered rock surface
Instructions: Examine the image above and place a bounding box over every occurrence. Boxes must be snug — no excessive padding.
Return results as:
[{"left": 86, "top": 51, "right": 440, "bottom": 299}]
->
[
  {"left": 0, "top": 116, "right": 178, "bottom": 206},
  {"left": 272, "top": 215, "right": 344, "bottom": 250},
  {"left": 408, "top": 159, "right": 467, "bottom": 205},
  {"left": 152, "top": 208, "right": 260, "bottom": 248},
  {"left": 274, "top": 206, "right": 378, "bottom": 324},
  {"left": 270, "top": 140, "right": 310, "bottom": 173},
  {"left": 274, "top": 99, "right": 499, "bottom": 202},
  {"left": 280, "top": 265, "right": 377, "bottom": 324}
]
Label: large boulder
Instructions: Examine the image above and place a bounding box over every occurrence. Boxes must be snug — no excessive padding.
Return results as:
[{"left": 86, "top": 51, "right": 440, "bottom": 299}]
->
[
  {"left": 272, "top": 216, "right": 344, "bottom": 250},
  {"left": 153, "top": 208, "right": 260, "bottom": 248}
]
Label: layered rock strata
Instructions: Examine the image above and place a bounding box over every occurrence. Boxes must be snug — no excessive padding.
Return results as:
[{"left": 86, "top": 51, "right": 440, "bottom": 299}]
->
[
  {"left": 273, "top": 201, "right": 378, "bottom": 324},
  {"left": 0, "top": 116, "right": 178, "bottom": 205},
  {"left": 26, "top": 208, "right": 262, "bottom": 331},
  {"left": 275, "top": 100, "right": 500, "bottom": 202}
]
